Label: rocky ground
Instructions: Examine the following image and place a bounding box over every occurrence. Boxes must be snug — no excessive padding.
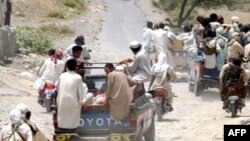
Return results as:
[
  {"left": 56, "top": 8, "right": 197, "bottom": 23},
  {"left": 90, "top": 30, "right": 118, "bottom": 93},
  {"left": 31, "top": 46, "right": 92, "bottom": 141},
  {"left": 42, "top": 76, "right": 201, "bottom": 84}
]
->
[{"left": 4, "top": 0, "right": 105, "bottom": 72}]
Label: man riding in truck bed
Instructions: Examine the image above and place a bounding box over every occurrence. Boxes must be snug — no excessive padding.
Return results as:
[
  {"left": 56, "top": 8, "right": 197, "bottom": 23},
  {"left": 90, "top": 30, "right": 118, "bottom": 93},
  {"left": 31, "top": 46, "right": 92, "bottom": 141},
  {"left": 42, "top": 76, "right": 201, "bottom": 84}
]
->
[{"left": 105, "top": 65, "right": 136, "bottom": 121}]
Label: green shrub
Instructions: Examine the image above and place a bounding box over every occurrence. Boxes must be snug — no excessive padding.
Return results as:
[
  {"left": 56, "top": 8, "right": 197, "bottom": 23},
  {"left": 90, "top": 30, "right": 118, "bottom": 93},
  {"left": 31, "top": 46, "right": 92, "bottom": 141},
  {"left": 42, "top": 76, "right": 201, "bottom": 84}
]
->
[
  {"left": 40, "top": 24, "right": 74, "bottom": 35},
  {"left": 62, "top": 0, "right": 85, "bottom": 10},
  {"left": 64, "top": 1, "right": 76, "bottom": 8},
  {"left": 16, "top": 27, "right": 52, "bottom": 54},
  {"left": 47, "top": 11, "right": 65, "bottom": 19}
]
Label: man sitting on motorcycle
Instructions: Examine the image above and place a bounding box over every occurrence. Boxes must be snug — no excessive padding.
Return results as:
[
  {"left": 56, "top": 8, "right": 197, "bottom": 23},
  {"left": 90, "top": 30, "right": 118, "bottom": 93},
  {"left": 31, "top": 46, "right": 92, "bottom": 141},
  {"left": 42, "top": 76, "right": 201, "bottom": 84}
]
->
[
  {"left": 149, "top": 52, "right": 177, "bottom": 112},
  {"left": 119, "top": 41, "right": 151, "bottom": 101},
  {"left": 219, "top": 57, "right": 248, "bottom": 109},
  {"left": 36, "top": 50, "right": 65, "bottom": 106}
]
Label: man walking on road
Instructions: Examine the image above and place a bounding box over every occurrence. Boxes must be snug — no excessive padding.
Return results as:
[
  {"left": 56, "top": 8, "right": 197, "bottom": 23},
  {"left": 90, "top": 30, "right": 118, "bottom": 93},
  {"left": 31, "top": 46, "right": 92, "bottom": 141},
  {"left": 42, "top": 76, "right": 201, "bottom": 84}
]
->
[
  {"left": 142, "top": 21, "right": 153, "bottom": 53},
  {"left": 151, "top": 23, "right": 175, "bottom": 68}
]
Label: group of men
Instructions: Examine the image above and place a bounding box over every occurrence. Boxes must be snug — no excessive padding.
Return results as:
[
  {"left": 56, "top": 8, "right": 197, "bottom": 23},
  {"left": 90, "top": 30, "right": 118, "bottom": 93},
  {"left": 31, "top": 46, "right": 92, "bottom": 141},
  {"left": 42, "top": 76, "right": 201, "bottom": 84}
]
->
[
  {"left": 141, "top": 21, "right": 178, "bottom": 108},
  {"left": 0, "top": 35, "right": 93, "bottom": 141},
  {"left": 142, "top": 21, "right": 177, "bottom": 69},
  {"left": 186, "top": 13, "right": 250, "bottom": 108},
  {"left": 0, "top": 104, "right": 48, "bottom": 141},
  {"left": 1, "top": 19, "right": 181, "bottom": 136}
]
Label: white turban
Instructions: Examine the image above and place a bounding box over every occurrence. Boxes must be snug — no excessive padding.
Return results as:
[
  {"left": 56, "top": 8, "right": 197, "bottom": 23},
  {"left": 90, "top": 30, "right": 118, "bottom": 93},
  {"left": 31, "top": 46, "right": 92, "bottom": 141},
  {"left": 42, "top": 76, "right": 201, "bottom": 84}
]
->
[{"left": 9, "top": 109, "right": 22, "bottom": 125}]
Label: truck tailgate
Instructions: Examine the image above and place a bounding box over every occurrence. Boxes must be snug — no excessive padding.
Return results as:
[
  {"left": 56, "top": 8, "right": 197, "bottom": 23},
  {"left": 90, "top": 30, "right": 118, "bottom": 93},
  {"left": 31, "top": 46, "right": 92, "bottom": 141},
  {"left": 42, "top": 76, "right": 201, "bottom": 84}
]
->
[{"left": 76, "top": 106, "right": 134, "bottom": 134}]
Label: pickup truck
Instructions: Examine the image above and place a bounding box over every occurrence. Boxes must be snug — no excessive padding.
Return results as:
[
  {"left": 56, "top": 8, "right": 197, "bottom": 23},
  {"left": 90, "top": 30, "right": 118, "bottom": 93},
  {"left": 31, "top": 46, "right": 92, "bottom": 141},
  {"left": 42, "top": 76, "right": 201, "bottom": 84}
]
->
[
  {"left": 53, "top": 74, "right": 156, "bottom": 141},
  {"left": 188, "top": 58, "right": 220, "bottom": 96}
]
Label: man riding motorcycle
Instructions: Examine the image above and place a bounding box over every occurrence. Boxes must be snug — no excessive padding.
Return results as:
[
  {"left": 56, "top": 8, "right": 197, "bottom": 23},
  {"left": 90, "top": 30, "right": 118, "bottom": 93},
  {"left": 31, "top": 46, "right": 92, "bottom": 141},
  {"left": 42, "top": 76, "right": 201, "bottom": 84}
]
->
[
  {"left": 219, "top": 57, "right": 248, "bottom": 109},
  {"left": 149, "top": 52, "right": 177, "bottom": 113},
  {"left": 36, "top": 50, "right": 65, "bottom": 109}
]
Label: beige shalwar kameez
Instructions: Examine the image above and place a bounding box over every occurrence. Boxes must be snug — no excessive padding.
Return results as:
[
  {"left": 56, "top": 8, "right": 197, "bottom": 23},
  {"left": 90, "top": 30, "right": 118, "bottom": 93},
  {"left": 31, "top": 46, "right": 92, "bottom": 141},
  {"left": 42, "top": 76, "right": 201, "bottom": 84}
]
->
[
  {"left": 227, "top": 39, "right": 244, "bottom": 60},
  {"left": 106, "top": 71, "right": 135, "bottom": 121}
]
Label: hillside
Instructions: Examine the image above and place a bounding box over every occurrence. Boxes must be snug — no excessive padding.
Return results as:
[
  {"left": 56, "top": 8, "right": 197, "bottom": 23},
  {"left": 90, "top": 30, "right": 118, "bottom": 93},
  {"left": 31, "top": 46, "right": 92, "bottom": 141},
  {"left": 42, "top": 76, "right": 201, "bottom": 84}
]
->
[{"left": 12, "top": 0, "right": 86, "bottom": 22}]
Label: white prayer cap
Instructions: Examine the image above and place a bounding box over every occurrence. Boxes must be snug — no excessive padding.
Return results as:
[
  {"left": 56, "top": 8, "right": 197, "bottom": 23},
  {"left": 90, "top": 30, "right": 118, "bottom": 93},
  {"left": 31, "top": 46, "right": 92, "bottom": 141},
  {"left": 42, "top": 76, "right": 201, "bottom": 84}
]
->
[
  {"left": 231, "top": 16, "right": 240, "bottom": 23},
  {"left": 130, "top": 41, "right": 141, "bottom": 49},
  {"left": 9, "top": 109, "right": 22, "bottom": 125}
]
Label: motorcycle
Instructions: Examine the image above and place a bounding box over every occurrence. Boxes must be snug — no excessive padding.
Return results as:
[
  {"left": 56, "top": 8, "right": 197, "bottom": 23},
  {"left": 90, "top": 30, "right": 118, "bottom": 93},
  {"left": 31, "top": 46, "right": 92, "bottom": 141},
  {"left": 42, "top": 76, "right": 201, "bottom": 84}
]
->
[
  {"left": 223, "top": 85, "right": 244, "bottom": 118},
  {"left": 148, "top": 87, "right": 173, "bottom": 121},
  {"left": 38, "top": 82, "right": 56, "bottom": 112}
]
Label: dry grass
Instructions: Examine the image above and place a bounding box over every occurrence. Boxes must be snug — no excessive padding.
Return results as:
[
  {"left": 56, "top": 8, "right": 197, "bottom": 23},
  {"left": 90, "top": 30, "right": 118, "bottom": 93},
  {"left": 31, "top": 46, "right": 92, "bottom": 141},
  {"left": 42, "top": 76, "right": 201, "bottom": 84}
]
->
[
  {"left": 47, "top": 11, "right": 65, "bottom": 19},
  {"left": 12, "top": 0, "right": 85, "bottom": 20},
  {"left": 39, "top": 24, "right": 74, "bottom": 39}
]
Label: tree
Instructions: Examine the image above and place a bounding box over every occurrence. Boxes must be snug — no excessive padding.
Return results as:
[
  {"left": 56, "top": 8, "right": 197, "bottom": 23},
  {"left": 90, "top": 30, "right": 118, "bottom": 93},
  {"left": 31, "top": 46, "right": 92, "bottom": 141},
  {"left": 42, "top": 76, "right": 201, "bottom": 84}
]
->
[{"left": 156, "top": 0, "right": 250, "bottom": 27}]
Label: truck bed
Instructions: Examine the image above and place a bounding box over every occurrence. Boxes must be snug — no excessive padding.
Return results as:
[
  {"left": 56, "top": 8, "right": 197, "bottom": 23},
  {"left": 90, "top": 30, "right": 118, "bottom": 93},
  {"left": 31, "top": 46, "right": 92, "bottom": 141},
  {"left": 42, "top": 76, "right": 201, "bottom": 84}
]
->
[{"left": 53, "top": 95, "right": 155, "bottom": 141}]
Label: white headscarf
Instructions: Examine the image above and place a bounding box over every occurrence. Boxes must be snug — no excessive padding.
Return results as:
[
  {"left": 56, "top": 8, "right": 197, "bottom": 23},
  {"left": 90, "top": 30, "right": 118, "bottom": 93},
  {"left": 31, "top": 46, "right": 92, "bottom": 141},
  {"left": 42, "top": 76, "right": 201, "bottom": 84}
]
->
[
  {"left": 16, "top": 103, "right": 29, "bottom": 120},
  {"left": 9, "top": 109, "right": 22, "bottom": 126},
  {"left": 151, "top": 53, "right": 169, "bottom": 79}
]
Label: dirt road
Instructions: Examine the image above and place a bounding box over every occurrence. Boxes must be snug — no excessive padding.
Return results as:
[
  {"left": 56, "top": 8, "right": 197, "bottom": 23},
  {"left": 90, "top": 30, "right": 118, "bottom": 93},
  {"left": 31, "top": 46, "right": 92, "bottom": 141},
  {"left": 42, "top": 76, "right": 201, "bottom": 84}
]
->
[
  {"left": 1, "top": 0, "right": 250, "bottom": 141},
  {"left": 94, "top": 0, "right": 146, "bottom": 62},
  {"left": 156, "top": 83, "right": 250, "bottom": 141},
  {"left": 1, "top": 72, "right": 250, "bottom": 141}
]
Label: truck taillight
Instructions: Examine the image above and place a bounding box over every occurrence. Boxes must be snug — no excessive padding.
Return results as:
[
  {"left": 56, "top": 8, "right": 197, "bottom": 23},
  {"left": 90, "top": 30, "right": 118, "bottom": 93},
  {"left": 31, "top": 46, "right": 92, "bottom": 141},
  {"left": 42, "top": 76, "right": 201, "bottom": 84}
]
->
[
  {"left": 53, "top": 111, "right": 58, "bottom": 128},
  {"left": 130, "top": 111, "right": 137, "bottom": 128},
  {"left": 199, "top": 64, "right": 205, "bottom": 76}
]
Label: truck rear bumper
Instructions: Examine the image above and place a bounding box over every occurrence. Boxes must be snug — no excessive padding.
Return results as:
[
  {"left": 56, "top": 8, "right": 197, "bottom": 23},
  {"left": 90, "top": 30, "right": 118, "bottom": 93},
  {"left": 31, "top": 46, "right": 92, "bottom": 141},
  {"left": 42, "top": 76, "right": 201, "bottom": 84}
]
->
[
  {"left": 53, "top": 133, "right": 135, "bottom": 141},
  {"left": 199, "top": 77, "right": 220, "bottom": 88}
]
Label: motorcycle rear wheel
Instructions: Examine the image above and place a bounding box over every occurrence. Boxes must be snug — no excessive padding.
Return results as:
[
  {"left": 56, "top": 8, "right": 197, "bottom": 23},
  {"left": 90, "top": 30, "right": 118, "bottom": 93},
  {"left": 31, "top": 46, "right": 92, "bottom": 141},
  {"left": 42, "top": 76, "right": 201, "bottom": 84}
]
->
[
  {"left": 230, "top": 103, "right": 237, "bottom": 118},
  {"left": 156, "top": 106, "right": 163, "bottom": 121},
  {"left": 45, "top": 99, "right": 52, "bottom": 112}
]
